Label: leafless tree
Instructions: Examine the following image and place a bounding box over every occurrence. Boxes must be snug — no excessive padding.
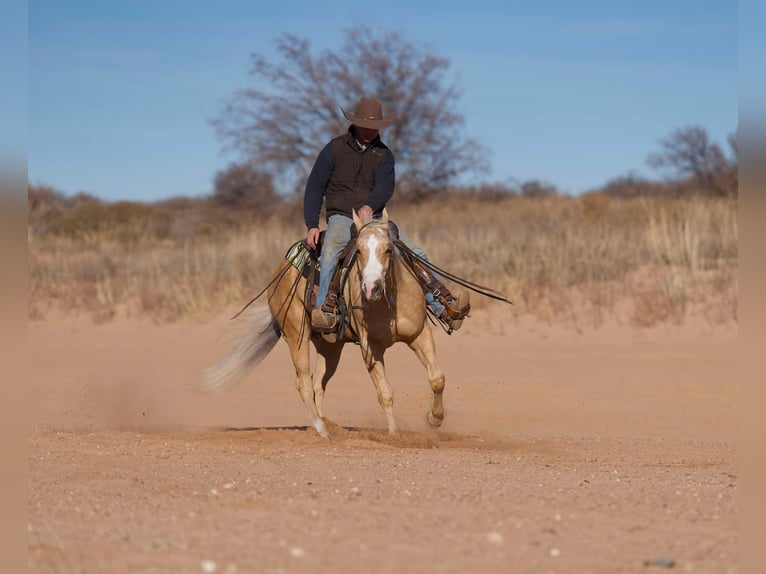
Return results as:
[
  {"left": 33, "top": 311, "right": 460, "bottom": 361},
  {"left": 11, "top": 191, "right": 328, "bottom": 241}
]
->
[
  {"left": 212, "top": 26, "right": 489, "bottom": 197},
  {"left": 647, "top": 126, "right": 737, "bottom": 197}
]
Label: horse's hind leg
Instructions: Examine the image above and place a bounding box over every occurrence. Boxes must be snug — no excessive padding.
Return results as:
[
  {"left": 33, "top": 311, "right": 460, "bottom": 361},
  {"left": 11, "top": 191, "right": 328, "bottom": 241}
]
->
[
  {"left": 311, "top": 339, "right": 344, "bottom": 418},
  {"left": 407, "top": 327, "right": 446, "bottom": 427},
  {"left": 287, "top": 336, "right": 329, "bottom": 438}
]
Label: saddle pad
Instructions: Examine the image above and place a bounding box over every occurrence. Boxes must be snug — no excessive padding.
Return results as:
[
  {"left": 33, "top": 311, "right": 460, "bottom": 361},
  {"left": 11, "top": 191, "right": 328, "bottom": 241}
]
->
[
  {"left": 284, "top": 240, "right": 321, "bottom": 286},
  {"left": 285, "top": 241, "right": 316, "bottom": 270}
]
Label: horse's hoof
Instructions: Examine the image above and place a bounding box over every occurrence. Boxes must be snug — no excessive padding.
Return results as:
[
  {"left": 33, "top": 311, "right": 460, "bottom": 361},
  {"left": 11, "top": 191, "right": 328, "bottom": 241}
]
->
[
  {"left": 427, "top": 410, "right": 444, "bottom": 427},
  {"left": 313, "top": 419, "right": 330, "bottom": 439}
]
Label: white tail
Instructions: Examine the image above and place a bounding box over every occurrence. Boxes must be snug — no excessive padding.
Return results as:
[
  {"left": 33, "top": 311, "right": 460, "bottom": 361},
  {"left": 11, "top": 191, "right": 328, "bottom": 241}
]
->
[{"left": 200, "top": 305, "right": 281, "bottom": 395}]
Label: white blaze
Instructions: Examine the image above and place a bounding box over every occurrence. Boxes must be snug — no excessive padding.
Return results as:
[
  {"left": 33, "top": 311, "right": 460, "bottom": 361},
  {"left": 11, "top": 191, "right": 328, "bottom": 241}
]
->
[{"left": 361, "top": 234, "right": 384, "bottom": 298}]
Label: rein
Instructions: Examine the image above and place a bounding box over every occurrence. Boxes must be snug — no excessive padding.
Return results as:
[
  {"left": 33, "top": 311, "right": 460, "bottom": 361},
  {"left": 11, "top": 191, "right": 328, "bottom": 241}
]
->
[
  {"left": 393, "top": 240, "right": 514, "bottom": 306},
  {"left": 230, "top": 260, "right": 293, "bottom": 320}
]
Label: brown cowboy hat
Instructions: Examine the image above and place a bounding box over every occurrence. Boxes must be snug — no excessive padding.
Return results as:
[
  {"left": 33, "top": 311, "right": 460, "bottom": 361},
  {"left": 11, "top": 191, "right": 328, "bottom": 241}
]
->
[{"left": 341, "top": 97, "right": 396, "bottom": 129}]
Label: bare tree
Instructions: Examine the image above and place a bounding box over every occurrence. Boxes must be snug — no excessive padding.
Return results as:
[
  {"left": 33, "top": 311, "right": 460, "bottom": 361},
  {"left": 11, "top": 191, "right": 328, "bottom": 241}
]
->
[
  {"left": 212, "top": 26, "right": 489, "bottom": 197},
  {"left": 647, "top": 126, "right": 737, "bottom": 197}
]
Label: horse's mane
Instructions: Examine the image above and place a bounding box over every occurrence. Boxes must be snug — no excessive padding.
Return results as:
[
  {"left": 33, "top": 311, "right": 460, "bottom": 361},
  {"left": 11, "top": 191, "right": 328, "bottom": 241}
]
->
[{"left": 354, "top": 218, "right": 392, "bottom": 240}]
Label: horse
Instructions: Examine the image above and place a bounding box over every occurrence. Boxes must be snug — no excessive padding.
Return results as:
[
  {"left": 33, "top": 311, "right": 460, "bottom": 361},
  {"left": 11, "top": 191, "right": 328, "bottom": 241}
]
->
[{"left": 202, "top": 209, "right": 446, "bottom": 438}]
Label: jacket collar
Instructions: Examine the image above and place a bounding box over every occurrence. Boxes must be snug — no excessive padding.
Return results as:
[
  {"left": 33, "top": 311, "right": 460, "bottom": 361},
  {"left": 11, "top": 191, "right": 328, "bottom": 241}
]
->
[{"left": 346, "top": 126, "right": 382, "bottom": 150}]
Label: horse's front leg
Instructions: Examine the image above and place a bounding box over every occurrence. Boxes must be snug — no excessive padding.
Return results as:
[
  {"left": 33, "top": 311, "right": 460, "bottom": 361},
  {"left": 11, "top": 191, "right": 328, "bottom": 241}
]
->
[
  {"left": 407, "top": 325, "right": 446, "bottom": 427},
  {"left": 362, "top": 341, "right": 397, "bottom": 434}
]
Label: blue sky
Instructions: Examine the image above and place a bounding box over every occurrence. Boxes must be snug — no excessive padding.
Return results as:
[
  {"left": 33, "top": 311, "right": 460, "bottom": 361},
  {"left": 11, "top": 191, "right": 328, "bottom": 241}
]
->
[{"left": 27, "top": 0, "right": 737, "bottom": 201}]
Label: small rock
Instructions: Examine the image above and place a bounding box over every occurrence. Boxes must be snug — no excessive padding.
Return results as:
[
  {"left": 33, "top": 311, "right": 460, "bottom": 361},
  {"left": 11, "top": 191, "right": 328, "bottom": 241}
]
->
[
  {"left": 201, "top": 560, "right": 217, "bottom": 573},
  {"left": 289, "top": 547, "right": 305, "bottom": 558},
  {"left": 550, "top": 548, "right": 561, "bottom": 557},
  {"left": 486, "top": 531, "right": 504, "bottom": 545},
  {"left": 644, "top": 558, "right": 675, "bottom": 568}
]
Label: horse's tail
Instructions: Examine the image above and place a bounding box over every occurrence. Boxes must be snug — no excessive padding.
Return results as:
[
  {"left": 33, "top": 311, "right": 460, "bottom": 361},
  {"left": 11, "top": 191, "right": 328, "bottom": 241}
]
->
[{"left": 200, "top": 305, "right": 281, "bottom": 395}]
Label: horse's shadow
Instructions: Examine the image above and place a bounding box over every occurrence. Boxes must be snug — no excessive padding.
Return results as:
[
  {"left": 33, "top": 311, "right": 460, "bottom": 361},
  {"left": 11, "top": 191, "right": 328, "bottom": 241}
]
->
[
  {"left": 221, "top": 422, "right": 440, "bottom": 448},
  {"left": 216, "top": 421, "right": 511, "bottom": 451}
]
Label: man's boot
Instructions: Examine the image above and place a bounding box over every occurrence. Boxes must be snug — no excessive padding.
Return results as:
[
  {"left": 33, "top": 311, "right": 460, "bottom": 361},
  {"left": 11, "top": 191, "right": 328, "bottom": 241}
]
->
[
  {"left": 410, "top": 258, "right": 471, "bottom": 332},
  {"left": 311, "top": 302, "right": 340, "bottom": 343},
  {"left": 311, "top": 307, "right": 337, "bottom": 331},
  {"left": 440, "top": 289, "right": 471, "bottom": 332}
]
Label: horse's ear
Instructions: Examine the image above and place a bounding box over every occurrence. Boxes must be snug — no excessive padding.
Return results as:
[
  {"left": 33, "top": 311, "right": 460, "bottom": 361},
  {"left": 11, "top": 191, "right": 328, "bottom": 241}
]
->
[
  {"left": 352, "top": 209, "right": 362, "bottom": 231},
  {"left": 380, "top": 208, "right": 389, "bottom": 224}
]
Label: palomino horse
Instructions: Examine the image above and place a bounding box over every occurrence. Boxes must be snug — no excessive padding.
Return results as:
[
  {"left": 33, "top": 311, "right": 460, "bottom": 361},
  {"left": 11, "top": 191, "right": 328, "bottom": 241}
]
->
[{"left": 202, "top": 209, "right": 446, "bottom": 438}]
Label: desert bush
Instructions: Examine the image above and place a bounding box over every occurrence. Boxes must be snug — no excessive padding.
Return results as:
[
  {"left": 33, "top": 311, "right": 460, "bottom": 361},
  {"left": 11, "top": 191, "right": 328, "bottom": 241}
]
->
[
  {"left": 44, "top": 200, "right": 162, "bottom": 245},
  {"left": 211, "top": 162, "right": 280, "bottom": 212}
]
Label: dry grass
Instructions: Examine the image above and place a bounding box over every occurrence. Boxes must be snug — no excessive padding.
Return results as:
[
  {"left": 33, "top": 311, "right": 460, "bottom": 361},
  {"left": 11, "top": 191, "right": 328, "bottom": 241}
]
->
[{"left": 28, "top": 194, "right": 737, "bottom": 329}]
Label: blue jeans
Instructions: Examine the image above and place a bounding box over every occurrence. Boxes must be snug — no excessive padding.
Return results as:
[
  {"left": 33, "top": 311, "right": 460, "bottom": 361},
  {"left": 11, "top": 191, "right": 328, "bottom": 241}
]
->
[{"left": 316, "top": 214, "right": 445, "bottom": 316}]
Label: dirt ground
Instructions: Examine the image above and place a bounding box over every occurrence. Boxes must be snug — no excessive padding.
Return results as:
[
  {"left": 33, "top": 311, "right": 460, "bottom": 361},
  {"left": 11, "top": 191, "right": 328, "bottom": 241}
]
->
[{"left": 28, "top": 311, "right": 738, "bottom": 574}]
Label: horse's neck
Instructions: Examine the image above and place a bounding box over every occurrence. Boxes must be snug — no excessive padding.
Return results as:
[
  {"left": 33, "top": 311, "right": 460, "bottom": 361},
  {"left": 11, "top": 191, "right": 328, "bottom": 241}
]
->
[{"left": 392, "top": 253, "right": 422, "bottom": 293}]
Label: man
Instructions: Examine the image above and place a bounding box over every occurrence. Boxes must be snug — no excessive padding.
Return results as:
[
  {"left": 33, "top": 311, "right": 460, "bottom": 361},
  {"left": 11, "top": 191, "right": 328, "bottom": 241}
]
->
[{"left": 304, "top": 97, "right": 470, "bottom": 333}]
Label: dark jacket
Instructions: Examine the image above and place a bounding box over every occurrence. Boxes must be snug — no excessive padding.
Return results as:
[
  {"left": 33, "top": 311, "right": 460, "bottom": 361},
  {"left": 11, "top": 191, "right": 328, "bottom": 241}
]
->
[{"left": 304, "top": 128, "right": 395, "bottom": 229}]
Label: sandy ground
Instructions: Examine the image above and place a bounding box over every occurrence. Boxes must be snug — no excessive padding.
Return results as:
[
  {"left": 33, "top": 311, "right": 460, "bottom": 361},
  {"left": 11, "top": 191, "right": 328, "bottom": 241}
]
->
[{"left": 28, "top": 311, "right": 737, "bottom": 574}]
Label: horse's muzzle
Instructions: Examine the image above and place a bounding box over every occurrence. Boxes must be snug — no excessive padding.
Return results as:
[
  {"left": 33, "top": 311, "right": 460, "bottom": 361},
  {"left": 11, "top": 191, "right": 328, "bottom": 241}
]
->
[{"left": 361, "top": 280, "right": 384, "bottom": 302}]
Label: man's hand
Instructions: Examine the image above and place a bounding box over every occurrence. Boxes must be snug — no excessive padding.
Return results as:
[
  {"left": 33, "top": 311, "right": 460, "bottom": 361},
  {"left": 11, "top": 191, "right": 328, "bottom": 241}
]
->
[
  {"left": 306, "top": 228, "right": 320, "bottom": 250},
  {"left": 358, "top": 205, "right": 373, "bottom": 221}
]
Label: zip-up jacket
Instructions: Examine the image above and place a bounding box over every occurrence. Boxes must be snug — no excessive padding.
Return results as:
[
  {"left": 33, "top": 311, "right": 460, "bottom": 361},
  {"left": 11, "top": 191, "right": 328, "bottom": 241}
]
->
[{"left": 304, "top": 129, "right": 395, "bottom": 229}]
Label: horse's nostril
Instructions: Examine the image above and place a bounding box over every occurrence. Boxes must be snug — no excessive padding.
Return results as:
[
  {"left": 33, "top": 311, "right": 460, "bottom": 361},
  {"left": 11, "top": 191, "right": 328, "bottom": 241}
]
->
[{"left": 361, "top": 281, "right": 383, "bottom": 301}]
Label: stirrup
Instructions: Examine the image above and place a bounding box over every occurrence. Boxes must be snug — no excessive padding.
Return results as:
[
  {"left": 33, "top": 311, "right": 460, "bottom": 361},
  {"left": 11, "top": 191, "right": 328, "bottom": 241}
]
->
[
  {"left": 440, "top": 290, "right": 471, "bottom": 332},
  {"left": 311, "top": 308, "right": 338, "bottom": 332},
  {"left": 444, "top": 290, "right": 471, "bottom": 320},
  {"left": 311, "top": 308, "right": 340, "bottom": 343}
]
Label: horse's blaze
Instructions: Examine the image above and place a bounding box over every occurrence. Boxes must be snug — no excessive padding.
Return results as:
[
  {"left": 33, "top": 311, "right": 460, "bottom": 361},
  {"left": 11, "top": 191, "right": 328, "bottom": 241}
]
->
[{"left": 360, "top": 234, "right": 388, "bottom": 301}]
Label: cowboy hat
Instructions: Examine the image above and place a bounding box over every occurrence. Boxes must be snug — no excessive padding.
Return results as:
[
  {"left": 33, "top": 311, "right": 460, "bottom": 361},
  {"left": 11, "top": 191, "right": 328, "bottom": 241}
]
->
[{"left": 341, "top": 97, "right": 396, "bottom": 129}]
